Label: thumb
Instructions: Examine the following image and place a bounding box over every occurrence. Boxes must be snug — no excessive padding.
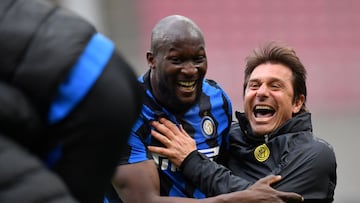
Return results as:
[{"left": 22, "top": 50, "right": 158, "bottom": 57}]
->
[{"left": 259, "top": 174, "right": 282, "bottom": 185}]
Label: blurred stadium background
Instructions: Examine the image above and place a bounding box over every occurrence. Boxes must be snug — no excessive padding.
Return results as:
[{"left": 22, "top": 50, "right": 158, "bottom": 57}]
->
[{"left": 53, "top": 0, "right": 360, "bottom": 202}]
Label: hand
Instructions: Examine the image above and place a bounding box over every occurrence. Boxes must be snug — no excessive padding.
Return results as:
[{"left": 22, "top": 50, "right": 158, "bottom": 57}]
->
[
  {"left": 148, "top": 117, "right": 197, "bottom": 167},
  {"left": 232, "top": 175, "right": 303, "bottom": 203}
]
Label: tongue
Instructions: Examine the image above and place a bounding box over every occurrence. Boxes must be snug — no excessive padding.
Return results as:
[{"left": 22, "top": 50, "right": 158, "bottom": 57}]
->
[{"left": 255, "top": 112, "right": 273, "bottom": 118}]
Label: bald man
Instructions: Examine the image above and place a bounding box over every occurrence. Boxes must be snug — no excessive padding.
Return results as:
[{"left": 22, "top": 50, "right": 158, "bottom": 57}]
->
[{"left": 107, "top": 15, "right": 303, "bottom": 203}]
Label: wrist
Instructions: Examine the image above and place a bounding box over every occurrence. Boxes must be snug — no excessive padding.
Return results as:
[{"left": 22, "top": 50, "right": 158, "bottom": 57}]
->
[{"left": 179, "top": 149, "right": 198, "bottom": 170}]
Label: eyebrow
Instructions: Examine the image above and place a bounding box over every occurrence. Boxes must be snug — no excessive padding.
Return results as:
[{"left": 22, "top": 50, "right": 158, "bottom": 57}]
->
[{"left": 248, "top": 76, "right": 285, "bottom": 83}]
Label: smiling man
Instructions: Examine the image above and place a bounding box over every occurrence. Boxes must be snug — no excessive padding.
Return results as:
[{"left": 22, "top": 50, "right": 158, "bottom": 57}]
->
[
  {"left": 106, "top": 16, "right": 304, "bottom": 203},
  {"left": 243, "top": 58, "right": 305, "bottom": 138},
  {"left": 148, "top": 42, "right": 337, "bottom": 202},
  {"left": 225, "top": 42, "right": 337, "bottom": 202}
]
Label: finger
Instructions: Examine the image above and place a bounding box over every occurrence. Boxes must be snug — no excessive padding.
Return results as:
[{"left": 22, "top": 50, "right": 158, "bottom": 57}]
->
[
  {"left": 151, "top": 130, "right": 171, "bottom": 146},
  {"left": 179, "top": 124, "right": 191, "bottom": 138},
  {"left": 159, "top": 118, "right": 181, "bottom": 135},
  {"left": 278, "top": 191, "right": 304, "bottom": 203},
  {"left": 258, "top": 174, "right": 282, "bottom": 185},
  {"left": 151, "top": 120, "right": 175, "bottom": 139},
  {"left": 148, "top": 145, "right": 170, "bottom": 157}
]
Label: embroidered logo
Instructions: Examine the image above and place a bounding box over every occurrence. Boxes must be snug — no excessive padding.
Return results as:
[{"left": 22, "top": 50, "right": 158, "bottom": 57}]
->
[
  {"left": 201, "top": 116, "right": 216, "bottom": 138},
  {"left": 254, "top": 144, "right": 270, "bottom": 162}
]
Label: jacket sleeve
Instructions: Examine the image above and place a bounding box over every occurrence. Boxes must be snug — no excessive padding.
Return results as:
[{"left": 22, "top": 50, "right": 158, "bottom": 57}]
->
[
  {"left": 47, "top": 48, "right": 142, "bottom": 203},
  {"left": 0, "top": 135, "right": 79, "bottom": 203},
  {"left": 273, "top": 138, "right": 337, "bottom": 203},
  {"left": 180, "top": 150, "right": 252, "bottom": 197}
]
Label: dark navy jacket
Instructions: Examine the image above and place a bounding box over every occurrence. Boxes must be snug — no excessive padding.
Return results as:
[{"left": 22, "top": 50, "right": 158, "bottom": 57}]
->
[
  {"left": 0, "top": 0, "right": 142, "bottom": 202},
  {"left": 180, "top": 112, "right": 337, "bottom": 203}
]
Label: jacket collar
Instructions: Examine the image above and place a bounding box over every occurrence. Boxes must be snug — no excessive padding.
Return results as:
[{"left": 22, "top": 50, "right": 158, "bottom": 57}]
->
[{"left": 235, "top": 111, "right": 313, "bottom": 143}]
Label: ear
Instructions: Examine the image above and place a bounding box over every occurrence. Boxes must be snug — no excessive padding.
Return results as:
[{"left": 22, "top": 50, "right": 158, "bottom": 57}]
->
[
  {"left": 292, "top": 94, "right": 305, "bottom": 114},
  {"left": 146, "top": 51, "right": 155, "bottom": 69}
]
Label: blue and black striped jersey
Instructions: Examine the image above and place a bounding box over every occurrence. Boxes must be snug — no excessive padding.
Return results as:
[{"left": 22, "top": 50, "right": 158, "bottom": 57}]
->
[{"left": 119, "top": 70, "right": 232, "bottom": 198}]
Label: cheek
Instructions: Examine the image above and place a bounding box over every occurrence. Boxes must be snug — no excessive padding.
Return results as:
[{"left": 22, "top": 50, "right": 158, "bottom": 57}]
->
[
  {"left": 243, "top": 93, "right": 254, "bottom": 114},
  {"left": 244, "top": 91, "right": 255, "bottom": 104},
  {"left": 277, "top": 103, "right": 294, "bottom": 121},
  {"left": 199, "top": 65, "right": 207, "bottom": 76}
]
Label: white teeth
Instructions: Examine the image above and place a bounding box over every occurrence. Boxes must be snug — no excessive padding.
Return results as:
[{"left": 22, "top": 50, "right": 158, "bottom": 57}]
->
[
  {"left": 254, "top": 105, "right": 275, "bottom": 118},
  {"left": 178, "top": 81, "right": 195, "bottom": 87},
  {"left": 255, "top": 105, "right": 274, "bottom": 111}
]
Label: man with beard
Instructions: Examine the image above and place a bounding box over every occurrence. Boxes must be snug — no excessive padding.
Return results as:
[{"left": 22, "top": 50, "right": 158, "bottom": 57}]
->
[
  {"left": 148, "top": 42, "right": 337, "bottom": 203},
  {"left": 106, "top": 15, "right": 303, "bottom": 203}
]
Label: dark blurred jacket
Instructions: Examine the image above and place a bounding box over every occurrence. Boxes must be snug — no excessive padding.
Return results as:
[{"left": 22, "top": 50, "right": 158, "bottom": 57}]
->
[{"left": 0, "top": 0, "right": 142, "bottom": 202}]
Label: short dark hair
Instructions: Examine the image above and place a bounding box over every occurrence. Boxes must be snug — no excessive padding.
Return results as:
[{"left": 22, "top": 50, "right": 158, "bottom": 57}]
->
[{"left": 243, "top": 41, "right": 308, "bottom": 113}]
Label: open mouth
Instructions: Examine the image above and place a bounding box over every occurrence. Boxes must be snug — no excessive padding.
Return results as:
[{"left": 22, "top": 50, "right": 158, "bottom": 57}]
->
[
  {"left": 177, "top": 80, "right": 196, "bottom": 91},
  {"left": 253, "top": 105, "right": 275, "bottom": 118}
]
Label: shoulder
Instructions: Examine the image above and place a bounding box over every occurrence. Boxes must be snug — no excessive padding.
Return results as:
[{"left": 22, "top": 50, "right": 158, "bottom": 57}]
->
[
  {"left": 229, "top": 122, "right": 241, "bottom": 136},
  {"left": 203, "top": 79, "right": 231, "bottom": 103},
  {"left": 203, "top": 79, "right": 224, "bottom": 91},
  {"left": 2, "top": 0, "right": 96, "bottom": 119},
  {"left": 303, "top": 136, "right": 335, "bottom": 158},
  {"left": 312, "top": 137, "right": 336, "bottom": 165},
  {"left": 290, "top": 134, "right": 336, "bottom": 170}
]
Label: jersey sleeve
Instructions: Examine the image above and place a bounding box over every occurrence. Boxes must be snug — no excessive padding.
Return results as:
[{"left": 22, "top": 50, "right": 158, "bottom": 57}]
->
[{"left": 117, "top": 117, "right": 153, "bottom": 165}]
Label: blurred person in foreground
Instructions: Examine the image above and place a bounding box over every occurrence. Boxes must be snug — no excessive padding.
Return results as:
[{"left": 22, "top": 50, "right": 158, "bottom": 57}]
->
[
  {"left": 149, "top": 42, "right": 337, "bottom": 203},
  {"left": 0, "top": 0, "right": 142, "bottom": 202},
  {"left": 106, "top": 15, "right": 303, "bottom": 203}
]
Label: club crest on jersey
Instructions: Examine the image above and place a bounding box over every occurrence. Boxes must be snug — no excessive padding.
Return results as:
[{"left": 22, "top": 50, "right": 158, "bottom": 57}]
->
[
  {"left": 254, "top": 144, "right": 270, "bottom": 162},
  {"left": 201, "top": 116, "right": 216, "bottom": 138}
]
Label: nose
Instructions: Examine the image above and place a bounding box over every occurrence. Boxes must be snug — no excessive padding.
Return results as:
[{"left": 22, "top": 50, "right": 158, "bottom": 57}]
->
[
  {"left": 181, "top": 61, "right": 198, "bottom": 75},
  {"left": 256, "top": 84, "right": 269, "bottom": 99}
]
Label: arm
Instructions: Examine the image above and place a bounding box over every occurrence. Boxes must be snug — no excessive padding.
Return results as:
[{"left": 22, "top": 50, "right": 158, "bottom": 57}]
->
[
  {"left": 273, "top": 138, "right": 336, "bottom": 203},
  {"left": 181, "top": 150, "right": 251, "bottom": 195},
  {"left": 147, "top": 118, "right": 303, "bottom": 202},
  {"left": 112, "top": 160, "right": 303, "bottom": 203},
  {"left": 112, "top": 160, "right": 204, "bottom": 203},
  {"left": 148, "top": 118, "right": 251, "bottom": 195},
  {"left": 0, "top": 135, "right": 78, "bottom": 203},
  {"left": 48, "top": 49, "right": 142, "bottom": 203}
]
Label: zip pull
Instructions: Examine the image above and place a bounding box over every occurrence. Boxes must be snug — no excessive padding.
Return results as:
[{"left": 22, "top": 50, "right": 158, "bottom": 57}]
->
[{"left": 264, "top": 134, "right": 269, "bottom": 143}]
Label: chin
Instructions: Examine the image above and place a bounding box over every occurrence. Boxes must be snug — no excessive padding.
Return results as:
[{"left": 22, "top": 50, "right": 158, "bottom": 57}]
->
[
  {"left": 167, "top": 98, "right": 194, "bottom": 113},
  {"left": 179, "top": 92, "right": 200, "bottom": 104},
  {"left": 251, "top": 126, "right": 272, "bottom": 136},
  {"left": 181, "top": 97, "right": 197, "bottom": 104}
]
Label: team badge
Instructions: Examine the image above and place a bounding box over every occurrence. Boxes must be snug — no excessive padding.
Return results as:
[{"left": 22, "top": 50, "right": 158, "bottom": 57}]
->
[
  {"left": 254, "top": 144, "right": 270, "bottom": 162},
  {"left": 201, "top": 116, "right": 216, "bottom": 138}
]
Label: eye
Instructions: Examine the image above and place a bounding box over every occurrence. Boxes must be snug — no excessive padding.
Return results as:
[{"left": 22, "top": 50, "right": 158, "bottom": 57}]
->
[
  {"left": 169, "top": 57, "right": 182, "bottom": 65},
  {"left": 193, "top": 56, "right": 206, "bottom": 64},
  {"left": 270, "top": 82, "right": 282, "bottom": 89},
  {"left": 248, "top": 81, "right": 260, "bottom": 89}
]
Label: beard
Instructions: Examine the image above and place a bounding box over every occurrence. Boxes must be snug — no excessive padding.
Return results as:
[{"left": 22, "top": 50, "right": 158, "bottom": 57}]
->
[{"left": 157, "top": 79, "right": 202, "bottom": 114}]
